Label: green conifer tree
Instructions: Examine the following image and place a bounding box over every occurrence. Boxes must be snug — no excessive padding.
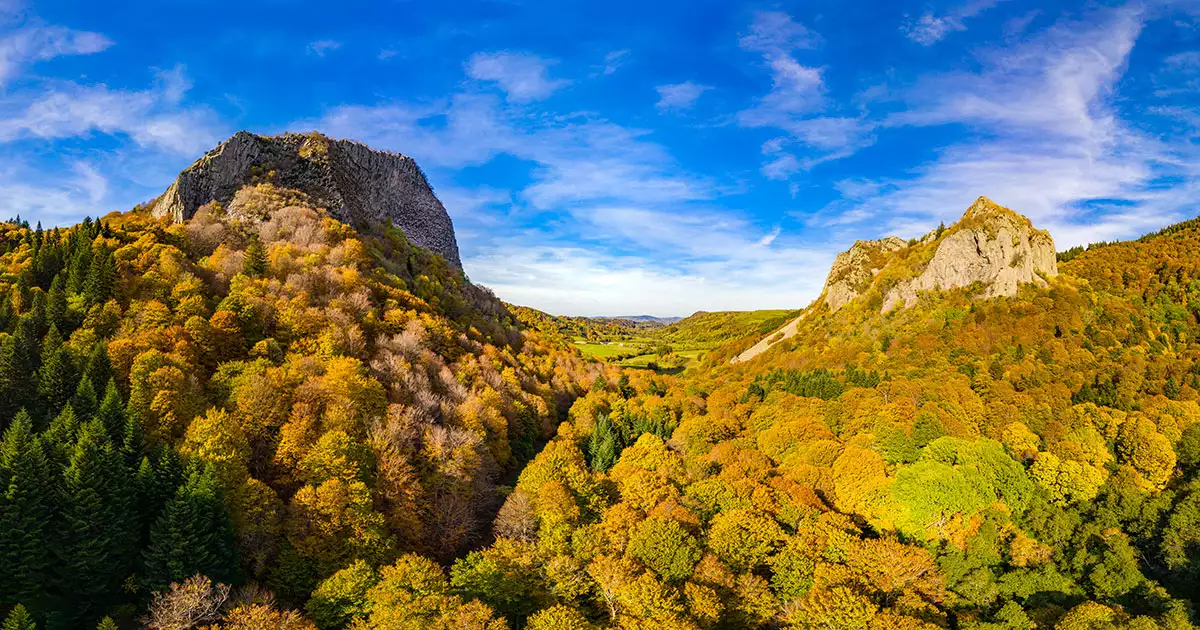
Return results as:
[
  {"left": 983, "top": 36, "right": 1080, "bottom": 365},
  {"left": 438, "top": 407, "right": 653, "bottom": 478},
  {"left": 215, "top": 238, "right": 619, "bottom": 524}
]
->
[
  {"left": 83, "top": 248, "right": 115, "bottom": 308},
  {"left": 42, "top": 406, "right": 80, "bottom": 466},
  {"left": 82, "top": 345, "right": 112, "bottom": 396},
  {"left": 71, "top": 377, "right": 98, "bottom": 422},
  {"left": 243, "top": 235, "right": 268, "bottom": 277},
  {"left": 56, "top": 419, "right": 134, "bottom": 623},
  {"left": 588, "top": 414, "right": 618, "bottom": 473},
  {"left": 96, "top": 380, "right": 126, "bottom": 447},
  {"left": 120, "top": 412, "right": 144, "bottom": 470},
  {"left": 1, "top": 604, "right": 36, "bottom": 630},
  {"left": 0, "top": 413, "right": 55, "bottom": 611},
  {"left": 46, "top": 276, "right": 67, "bottom": 332},
  {"left": 141, "top": 464, "right": 239, "bottom": 592},
  {"left": 0, "top": 318, "right": 40, "bottom": 425},
  {"left": 38, "top": 327, "right": 77, "bottom": 418}
]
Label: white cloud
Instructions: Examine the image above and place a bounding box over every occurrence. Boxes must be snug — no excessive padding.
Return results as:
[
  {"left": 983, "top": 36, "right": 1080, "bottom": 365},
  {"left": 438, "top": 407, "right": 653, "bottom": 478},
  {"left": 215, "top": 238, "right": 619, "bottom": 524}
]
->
[
  {"left": 466, "top": 51, "right": 569, "bottom": 102},
  {"left": 903, "top": 0, "right": 1009, "bottom": 45},
  {"left": 829, "top": 5, "right": 1198, "bottom": 249},
  {"left": 601, "top": 49, "right": 630, "bottom": 75},
  {"left": 0, "top": 69, "right": 225, "bottom": 155},
  {"left": 465, "top": 241, "right": 835, "bottom": 316},
  {"left": 306, "top": 39, "right": 342, "bottom": 56},
  {"left": 739, "top": 10, "right": 819, "bottom": 55},
  {"left": 0, "top": 23, "right": 112, "bottom": 85},
  {"left": 737, "top": 13, "right": 825, "bottom": 126},
  {"left": 309, "top": 94, "right": 713, "bottom": 210},
  {"left": 0, "top": 159, "right": 113, "bottom": 226},
  {"left": 655, "top": 81, "right": 710, "bottom": 111},
  {"left": 736, "top": 11, "right": 876, "bottom": 177},
  {"left": 302, "top": 67, "right": 835, "bottom": 315}
]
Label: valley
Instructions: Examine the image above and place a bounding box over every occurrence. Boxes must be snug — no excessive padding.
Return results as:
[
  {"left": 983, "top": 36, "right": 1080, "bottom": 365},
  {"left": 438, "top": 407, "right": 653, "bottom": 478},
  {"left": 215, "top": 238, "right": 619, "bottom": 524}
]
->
[{"left": 0, "top": 132, "right": 1197, "bottom": 630}]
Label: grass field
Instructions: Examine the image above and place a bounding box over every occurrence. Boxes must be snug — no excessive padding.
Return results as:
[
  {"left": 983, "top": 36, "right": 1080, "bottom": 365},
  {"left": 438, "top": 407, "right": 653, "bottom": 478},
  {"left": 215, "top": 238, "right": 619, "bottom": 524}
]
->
[{"left": 575, "top": 342, "right": 647, "bottom": 359}]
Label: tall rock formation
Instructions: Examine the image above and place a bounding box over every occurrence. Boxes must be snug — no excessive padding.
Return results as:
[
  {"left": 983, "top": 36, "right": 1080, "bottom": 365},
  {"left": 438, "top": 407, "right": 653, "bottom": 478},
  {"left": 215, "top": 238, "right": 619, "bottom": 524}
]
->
[
  {"left": 821, "top": 197, "right": 1058, "bottom": 313},
  {"left": 151, "top": 131, "right": 462, "bottom": 269},
  {"left": 822, "top": 237, "right": 908, "bottom": 311}
]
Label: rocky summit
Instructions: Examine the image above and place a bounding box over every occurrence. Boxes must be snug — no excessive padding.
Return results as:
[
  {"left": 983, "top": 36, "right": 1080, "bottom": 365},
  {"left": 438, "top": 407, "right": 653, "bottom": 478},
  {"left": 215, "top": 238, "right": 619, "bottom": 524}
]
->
[
  {"left": 821, "top": 236, "right": 909, "bottom": 312},
  {"left": 821, "top": 196, "right": 1058, "bottom": 312},
  {"left": 151, "top": 131, "right": 463, "bottom": 269}
]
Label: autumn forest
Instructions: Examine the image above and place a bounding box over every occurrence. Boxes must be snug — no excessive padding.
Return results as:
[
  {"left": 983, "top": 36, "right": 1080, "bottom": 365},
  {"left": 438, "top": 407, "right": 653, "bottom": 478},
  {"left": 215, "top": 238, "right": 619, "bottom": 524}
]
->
[{"left": 1, "top": 178, "right": 1199, "bottom": 630}]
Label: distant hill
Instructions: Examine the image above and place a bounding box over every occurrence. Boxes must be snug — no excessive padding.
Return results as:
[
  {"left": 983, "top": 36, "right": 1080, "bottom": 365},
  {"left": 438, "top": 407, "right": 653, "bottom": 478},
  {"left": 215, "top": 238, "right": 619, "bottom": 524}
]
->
[
  {"left": 601, "top": 315, "right": 683, "bottom": 325},
  {"left": 658, "top": 309, "right": 801, "bottom": 347}
]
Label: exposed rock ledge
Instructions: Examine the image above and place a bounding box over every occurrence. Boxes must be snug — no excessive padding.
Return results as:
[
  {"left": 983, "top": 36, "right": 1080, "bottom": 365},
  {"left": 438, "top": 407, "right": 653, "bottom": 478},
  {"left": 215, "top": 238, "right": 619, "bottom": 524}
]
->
[
  {"left": 151, "top": 131, "right": 462, "bottom": 269},
  {"left": 822, "top": 196, "right": 1058, "bottom": 313}
]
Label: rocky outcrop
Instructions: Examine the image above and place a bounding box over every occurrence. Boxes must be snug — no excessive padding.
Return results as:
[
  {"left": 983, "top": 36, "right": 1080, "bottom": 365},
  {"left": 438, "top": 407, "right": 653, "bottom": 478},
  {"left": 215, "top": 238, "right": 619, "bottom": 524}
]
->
[
  {"left": 821, "top": 197, "right": 1058, "bottom": 313},
  {"left": 151, "top": 131, "right": 462, "bottom": 269},
  {"left": 822, "top": 237, "right": 908, "bottom": 311}
]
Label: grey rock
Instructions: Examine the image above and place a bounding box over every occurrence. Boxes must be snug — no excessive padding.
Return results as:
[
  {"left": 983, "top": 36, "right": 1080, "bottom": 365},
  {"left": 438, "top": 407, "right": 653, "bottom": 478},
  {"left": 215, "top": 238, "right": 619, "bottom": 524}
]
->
[
  {"left": 820, "top": 196, "right": 1058, "bottom": 313},
  {"left": 151, "top": 131, "right": 462, "bottom": 269},
  {"left": 822, "top": 236, "right": 908, "bottom": 311}
]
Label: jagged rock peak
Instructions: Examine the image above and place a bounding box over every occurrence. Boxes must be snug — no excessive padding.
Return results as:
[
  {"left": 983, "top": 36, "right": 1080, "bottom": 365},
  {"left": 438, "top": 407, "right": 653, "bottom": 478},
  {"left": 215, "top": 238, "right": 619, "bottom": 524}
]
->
[
  {"left": 820, "top": 196, "right": 1058, "bottom": 313},
  {"left": 822, "top": 236, "right": 908, "bottom": 312},
  {"left": 151, "top": 130, "right": 462, "bottom": 269}
]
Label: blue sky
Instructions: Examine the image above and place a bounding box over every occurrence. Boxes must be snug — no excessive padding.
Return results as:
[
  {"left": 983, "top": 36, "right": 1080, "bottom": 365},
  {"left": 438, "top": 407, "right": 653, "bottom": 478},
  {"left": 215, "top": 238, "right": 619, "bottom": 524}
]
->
[{"left": 1, "top": 0, "right": 1199, "bottom": 316}]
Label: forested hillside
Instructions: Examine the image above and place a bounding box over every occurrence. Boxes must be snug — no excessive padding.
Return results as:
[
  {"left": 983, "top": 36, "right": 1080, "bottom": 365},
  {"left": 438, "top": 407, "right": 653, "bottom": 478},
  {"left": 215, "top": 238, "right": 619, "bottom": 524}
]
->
[
  {"left": 419, "top": 212, "right": 1200, "bottom": 629},
  {"left": 0, "top": 188, "right": 600, "bottom": 628},
  {"left": 3, "top": 192, "right": 1200, "bottom": 630}
]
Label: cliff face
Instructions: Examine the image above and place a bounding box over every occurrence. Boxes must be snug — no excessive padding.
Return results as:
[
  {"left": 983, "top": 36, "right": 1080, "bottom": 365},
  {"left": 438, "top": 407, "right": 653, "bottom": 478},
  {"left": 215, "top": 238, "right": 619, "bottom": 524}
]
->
[
  {"left": 151, "top": 131, "right": 463, "bottom": 269},
  {"left": 822, "top": 236, "right": 908, "bottom": 311},
  {"left": 821, "top": 197, "right": 1058, "bottom": 313}
]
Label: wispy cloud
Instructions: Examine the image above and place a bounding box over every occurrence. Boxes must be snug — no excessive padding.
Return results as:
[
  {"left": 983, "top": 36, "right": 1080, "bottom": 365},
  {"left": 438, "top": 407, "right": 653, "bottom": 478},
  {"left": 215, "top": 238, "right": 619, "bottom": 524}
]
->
[
  {"left": 0, "top": 23, "right": 112, "bottom": 85},
  {"left": 466, "top": 51, "right": 569, "bottom": 102},
  {"left": 738, "top": 10, "right": 819, "bottom": 54},
  {"left": 465, "top": 240, "right": 835, "bottom": 316},
  {"left": 736, "top": 11, "right": 879, "bottom": 179},
  {"left": 0, "top": 159, "right": 112, "bottom": 225},
  {"left": 306, "top": 39, "right": 342, "bottom": 56},
  {"left": 301, "top": 59, "right": 837, "bottom": 314},
  {"left": 655, "top": 81, "right": 710, "bottom": 111},
  {"left": 737, "top": 11, "right": 824, "bottom": 118},
  {"left": 0, "top": 66, "right": 225, "bottom": 155},
  {"left": 828, "top": 5, "right": 1195, "bottom": 248},
  {"left": 600, "top": 49, "right": 630, "bottom": 75},
  {"left": 903, "top": 0, "right": 1009, "bottom": 45}
]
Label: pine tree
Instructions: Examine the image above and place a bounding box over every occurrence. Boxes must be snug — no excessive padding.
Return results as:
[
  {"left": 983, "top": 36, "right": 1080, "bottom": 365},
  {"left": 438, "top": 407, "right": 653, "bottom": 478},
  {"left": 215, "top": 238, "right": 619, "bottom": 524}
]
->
[
  {"left": 38, "top": 327, "right": 77, "bottom": 418},
  {"left": 1, "top": 604, "right": 36, "bottom": 630},
  {"left": 83, "top": 248, "right": 115, "bottom": 307},
  {"left": 27, "top": 292, "right": 46, "bottom": 340},
  {"left": 71, "top": 377, "right": 98, "bottom": 421},
  {"left": 82, "top": 345, "right": 112, "bottom": 395},
  {"left": 42, "top": 406, "right": 80, "bottom": 466},
  {"left": 133, "top": 457, "right": 161, "bottom": 546},
  {"left": 46, "top": 276, "right": 67, "bottom": 332},
  {"left": 0, "top": 414, "right": 55, "bottom": 611},
  {"left": 243, "top": 235, "right": 268, "bottom": 277},
  {"left": 66, "top": 245, "right": 91, "bottom": 296},
  {"left": 141, "top": 464, "right": 239, "bottom": 592},
  {"left": 56, "top": 419, "right": 134, "bottom": 623},
  {"left": 120, "top": 412, "right": 144, "bottom": 469},
  {"left": 0, "top": 317, "right": 39, "bottom": 425},
  {"left": 95, "top": 618, "right": 117, "bottom": 630},
  {"left": 97, "top": 380, "right": 126, "bottom": 446},
  {"left": 588, "top": 413, "right": 619, "bottom": 473}
]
